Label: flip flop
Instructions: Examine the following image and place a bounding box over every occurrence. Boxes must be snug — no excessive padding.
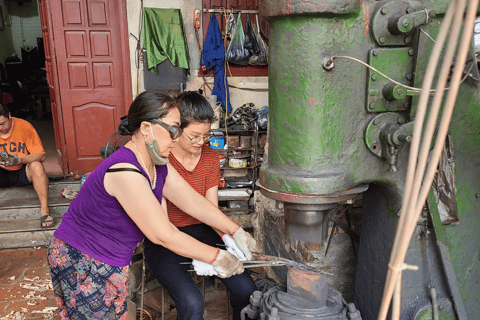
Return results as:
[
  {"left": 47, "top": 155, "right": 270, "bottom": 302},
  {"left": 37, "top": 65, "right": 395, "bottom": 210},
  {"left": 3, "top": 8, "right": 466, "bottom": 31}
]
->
[{"left": 40, "top": 215, "right": 55, "bottom": 228}]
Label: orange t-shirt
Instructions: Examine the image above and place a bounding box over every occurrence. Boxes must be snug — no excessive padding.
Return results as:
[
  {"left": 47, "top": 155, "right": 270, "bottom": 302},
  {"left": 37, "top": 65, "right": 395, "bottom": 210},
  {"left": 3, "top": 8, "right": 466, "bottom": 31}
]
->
[
  {"left": 0, "top": 118, "right": 45, "bottom": 171},
  {"left": 167, "top": 144, "right": 221, "bottom": 227}
]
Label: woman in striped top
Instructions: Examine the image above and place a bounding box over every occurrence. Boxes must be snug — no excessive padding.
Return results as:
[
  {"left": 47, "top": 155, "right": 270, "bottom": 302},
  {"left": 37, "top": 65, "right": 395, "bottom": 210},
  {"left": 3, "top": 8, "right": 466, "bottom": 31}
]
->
[{"left": 144, "top": 91, "right": 257, "bottom": 320}]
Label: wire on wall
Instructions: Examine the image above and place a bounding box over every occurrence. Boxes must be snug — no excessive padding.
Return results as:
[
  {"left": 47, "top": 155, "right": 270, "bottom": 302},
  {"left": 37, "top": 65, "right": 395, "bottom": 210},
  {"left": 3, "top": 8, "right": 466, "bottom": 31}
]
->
[{"left": 130, "top": 0, "right": 144, "bottom": 97}]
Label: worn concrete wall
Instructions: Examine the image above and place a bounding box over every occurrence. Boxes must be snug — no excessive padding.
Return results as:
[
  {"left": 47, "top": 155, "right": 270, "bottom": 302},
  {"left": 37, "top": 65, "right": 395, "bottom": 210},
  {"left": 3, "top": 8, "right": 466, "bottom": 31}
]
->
[
  {"left": 0, "top": 0, "right": 15, "bottom": 66},
  {"left": 8, "top": 0, "right": 42, "bottom": 57},
  {"left": 125, "top": 0, "right": 268, "bottom": 111}
]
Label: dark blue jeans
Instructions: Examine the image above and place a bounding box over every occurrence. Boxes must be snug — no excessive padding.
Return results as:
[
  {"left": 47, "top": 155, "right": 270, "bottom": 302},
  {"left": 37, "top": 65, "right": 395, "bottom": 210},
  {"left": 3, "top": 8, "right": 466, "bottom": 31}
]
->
[{"left": 144, "top": 224, "right": 256, "bottom": 320}]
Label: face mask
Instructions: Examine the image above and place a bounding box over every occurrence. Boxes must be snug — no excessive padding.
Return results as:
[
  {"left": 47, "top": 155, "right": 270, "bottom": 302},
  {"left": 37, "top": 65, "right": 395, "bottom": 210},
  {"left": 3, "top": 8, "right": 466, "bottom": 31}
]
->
[{"left": 145, "top": 126, "right": 169, "bottom": 166}]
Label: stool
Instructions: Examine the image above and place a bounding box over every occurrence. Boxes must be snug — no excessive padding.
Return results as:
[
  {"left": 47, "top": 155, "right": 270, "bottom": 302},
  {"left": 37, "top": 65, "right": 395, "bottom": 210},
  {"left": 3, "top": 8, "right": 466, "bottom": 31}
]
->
[{"left": 192, "top": 272, "right": 231, "bottom": 319}]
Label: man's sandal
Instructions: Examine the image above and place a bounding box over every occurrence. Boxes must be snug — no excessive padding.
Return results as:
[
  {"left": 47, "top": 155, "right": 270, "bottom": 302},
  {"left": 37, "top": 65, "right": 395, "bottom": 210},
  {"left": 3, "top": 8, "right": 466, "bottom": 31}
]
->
[{"left": 40, "top": 215, "right": 55, "bottom": 228}]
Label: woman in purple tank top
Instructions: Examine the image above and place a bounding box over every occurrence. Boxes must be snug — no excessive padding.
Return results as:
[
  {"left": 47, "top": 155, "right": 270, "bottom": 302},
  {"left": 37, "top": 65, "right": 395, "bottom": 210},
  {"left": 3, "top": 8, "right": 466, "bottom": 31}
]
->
[{"left": 47, "top": 91, "right": 258, "bottom": 319}]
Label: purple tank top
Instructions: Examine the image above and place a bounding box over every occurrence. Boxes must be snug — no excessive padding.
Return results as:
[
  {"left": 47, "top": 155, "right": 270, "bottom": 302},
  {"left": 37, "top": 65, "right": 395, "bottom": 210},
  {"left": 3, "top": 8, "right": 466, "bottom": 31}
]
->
[{"left": 55, "top": 146, "right": 168, "bottom": 267}]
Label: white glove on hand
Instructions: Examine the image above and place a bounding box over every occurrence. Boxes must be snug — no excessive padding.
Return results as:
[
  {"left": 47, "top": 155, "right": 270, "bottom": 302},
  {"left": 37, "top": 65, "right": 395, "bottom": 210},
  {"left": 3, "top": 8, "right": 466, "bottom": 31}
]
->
[
  {"left": 1, "top": 154, "right": 21, "bottom": 167},
  {"left": 231, "top": 228, "right": 259, "bottom": 260},
  {"left": 212, "top": 249, "right": 244, "bottom": 278},
  {"left": 192, "top": 259, "right": 218, "bottom": 277},
  {"left": 222, "top": 234, "right": 247, "bottom": 261}
]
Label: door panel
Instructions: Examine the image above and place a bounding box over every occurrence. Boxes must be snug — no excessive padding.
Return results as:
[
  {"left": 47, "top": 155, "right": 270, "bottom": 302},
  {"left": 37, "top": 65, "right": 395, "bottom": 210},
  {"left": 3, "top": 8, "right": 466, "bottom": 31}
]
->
[
  {"left": 39, "top": 0, "right": 68, "bottom": 173},
  {"left": 49, "top": 0, "right": 131, "bottom": 173}
]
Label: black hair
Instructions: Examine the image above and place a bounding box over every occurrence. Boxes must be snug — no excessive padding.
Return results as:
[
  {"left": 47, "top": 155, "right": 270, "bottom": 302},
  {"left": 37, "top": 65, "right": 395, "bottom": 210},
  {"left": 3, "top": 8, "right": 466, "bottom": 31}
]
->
[
  {"left": 118, "top": 90, "right": 178, "bottom": 136},
  {"left": 176, "top": 91, "right": 216, "bottom": 129},
  {"left": 0, "top": 103, "right": 10, "bottom": 118}
]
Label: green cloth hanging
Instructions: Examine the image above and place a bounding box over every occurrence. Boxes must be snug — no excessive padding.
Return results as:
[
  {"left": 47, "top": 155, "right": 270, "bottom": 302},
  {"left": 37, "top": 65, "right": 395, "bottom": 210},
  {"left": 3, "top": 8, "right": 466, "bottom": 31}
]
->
[{"left": 142, "top": 8, "right": 190, "bottom": 74}]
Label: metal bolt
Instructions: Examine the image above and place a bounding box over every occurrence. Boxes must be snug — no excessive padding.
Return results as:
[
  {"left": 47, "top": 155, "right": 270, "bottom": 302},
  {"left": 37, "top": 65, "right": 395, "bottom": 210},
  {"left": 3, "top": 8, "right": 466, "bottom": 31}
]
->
[
  {"left": 368, "top": 103, "right": 377, "bottom": 110},
  {"left": 373, "top": 118, "right": 379, "bottom": 125},
  {"left": 405, "top": 36, "right": 412, "bottom": 43},
  {"left": 379, "top": 36, "right": 385, "bottom": 44},
  {"left": 406, "top": 135, "right": 412, "bottom": 142},
  {"left": 408, "top": 48, "right": 415, "bottom": 56},
  {"left": 381, "top": 7, "right": 387, "bottom": 15},
  {"left": 372, "top": 50, "right": 379, "bottom": 56},
  {"left": 406, "top": 73, "right": 413, "bottom": 81},
  {"left": 402, "top": 19, "right": 410, "bottom": 28},
  {"left": 398, "top": 118, "right": 405, "bottom": 124},
  {"left": 438, "top": 305, "right": 444, "bottom": 311},
  {"left": 371, "top": 74, "right": 377, "bottom": 81},
  {"left": 404, "top": 102, "right": 410, "bottom": 109},
  {"left": 397, "top": 89, "right": 404, "bottom": 96},
  {"left": 476, "top": 193, "right": 480, "bottom": 198}
]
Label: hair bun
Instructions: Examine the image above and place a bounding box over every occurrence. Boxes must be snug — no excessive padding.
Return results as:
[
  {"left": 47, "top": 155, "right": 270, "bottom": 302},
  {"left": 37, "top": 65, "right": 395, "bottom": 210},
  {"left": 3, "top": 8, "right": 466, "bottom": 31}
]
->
[{"left": 117, "top": 116, "right": 132, "bottom": 135}]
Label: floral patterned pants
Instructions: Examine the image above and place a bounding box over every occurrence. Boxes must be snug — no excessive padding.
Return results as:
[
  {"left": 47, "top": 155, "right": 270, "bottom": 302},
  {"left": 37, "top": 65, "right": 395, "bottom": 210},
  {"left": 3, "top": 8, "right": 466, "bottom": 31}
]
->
[{"left": 47, "top": 236, "right": 129, "bottom": 320}]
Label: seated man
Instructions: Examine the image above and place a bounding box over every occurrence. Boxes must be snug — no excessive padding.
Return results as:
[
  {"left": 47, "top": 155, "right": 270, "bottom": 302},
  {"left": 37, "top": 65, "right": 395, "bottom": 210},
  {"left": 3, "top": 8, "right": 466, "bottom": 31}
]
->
[{"left": 0, "top": 103, "right": 53, "bottom": 228}]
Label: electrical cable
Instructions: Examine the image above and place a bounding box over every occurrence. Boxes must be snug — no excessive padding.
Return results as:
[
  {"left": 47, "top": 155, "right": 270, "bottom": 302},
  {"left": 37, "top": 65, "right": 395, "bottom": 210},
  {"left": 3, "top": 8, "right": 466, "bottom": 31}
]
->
[
  {"left": 220, "top": 8, "right": 230, "bottom": 140},
  {"left": 226, "top": 61, "right": 248, "bottom": 105},
  {"left": 130, "top": 0, "right": 144, "bottom": 97},
  {"left": 333, "top": 54, "right": 473, "bottom": 93}
]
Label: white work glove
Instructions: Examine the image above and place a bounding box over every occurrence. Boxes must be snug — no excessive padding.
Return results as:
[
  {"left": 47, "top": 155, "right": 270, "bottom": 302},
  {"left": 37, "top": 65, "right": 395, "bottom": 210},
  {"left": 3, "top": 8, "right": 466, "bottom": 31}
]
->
[
  {"left": 0, "top": 154, "right": 21, "bottom": 167},
  {"left": 211, "top": 249, "right": 244, "bottom": 278},
  {"left": 226, "top": 228, "right": 259, "bottom": 261},
  {"left": 222, "top": 234, "right": 247, "bottom": 261},
  {"left": 192, "top": 259, "right": 218, "bottom": 276}
]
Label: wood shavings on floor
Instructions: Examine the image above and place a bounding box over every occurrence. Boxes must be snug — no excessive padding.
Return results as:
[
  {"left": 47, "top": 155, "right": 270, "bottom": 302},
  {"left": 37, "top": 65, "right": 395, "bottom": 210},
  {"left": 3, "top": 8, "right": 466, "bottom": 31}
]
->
[
  {"left": 0, "top": 311, "right": 24, "bottom": 320},
  {"left": 19, "top": 277, "right": 53, "bottom": 310}
]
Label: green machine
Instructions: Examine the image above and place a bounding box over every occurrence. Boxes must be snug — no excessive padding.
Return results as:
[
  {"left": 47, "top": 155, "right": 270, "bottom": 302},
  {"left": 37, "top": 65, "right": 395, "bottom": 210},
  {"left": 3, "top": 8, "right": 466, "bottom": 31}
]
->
[{"left": 258, "top": 0, "right": 480, "bottom": 318}]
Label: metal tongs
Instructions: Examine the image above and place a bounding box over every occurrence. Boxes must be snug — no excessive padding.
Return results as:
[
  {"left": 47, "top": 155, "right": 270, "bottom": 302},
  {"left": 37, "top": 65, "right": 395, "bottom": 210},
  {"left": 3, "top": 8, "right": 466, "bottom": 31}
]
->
[
  {"left": 242, "top": 258, "right": 287, "bottom": 269},
  {"left": 246, "top": 253, "right": 334, "bottom": 276},
  {"left": 181, "top": 253, "right": 333, "bottom": 276}
]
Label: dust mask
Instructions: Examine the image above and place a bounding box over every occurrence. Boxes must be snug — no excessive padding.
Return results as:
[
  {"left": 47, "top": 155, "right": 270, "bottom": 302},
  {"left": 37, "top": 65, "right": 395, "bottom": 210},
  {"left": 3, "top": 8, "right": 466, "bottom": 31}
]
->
[{"left": 145, "top": 125, "right": 169, "bottom": 166}]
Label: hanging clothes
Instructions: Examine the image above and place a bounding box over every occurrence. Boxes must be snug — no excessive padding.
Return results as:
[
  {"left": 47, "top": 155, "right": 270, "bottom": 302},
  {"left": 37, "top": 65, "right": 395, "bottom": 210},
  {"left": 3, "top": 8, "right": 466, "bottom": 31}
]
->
[
  {"left": 142, "top": 8, "right": 190, "bottom": 74},
  {"left": 201, "top": 15, "right": 232, "bottom": 112}
]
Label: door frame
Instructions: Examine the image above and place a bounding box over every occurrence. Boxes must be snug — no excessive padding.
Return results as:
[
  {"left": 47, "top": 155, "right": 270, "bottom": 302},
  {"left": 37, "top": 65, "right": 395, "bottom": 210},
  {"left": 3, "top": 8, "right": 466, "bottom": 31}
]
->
[{"left": 117, "top": 0, "right": 134, "bottom": 114}]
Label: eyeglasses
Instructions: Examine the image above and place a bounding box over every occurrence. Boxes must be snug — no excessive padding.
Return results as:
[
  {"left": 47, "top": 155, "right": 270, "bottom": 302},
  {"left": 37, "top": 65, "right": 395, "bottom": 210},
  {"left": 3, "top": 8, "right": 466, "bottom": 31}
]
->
[
  {"left": 150, "top": 119, "right": 183, "bottom": 140},
  {"left": 185, "top": 132, "right": 214, "bottom": 144}
]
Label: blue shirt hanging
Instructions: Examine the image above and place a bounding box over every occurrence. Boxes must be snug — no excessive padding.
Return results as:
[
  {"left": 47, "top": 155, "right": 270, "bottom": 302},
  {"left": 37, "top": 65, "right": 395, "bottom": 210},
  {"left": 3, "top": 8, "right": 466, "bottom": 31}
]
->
[{"left": 201, "top": 15, "right": 232, "bottom": 112}]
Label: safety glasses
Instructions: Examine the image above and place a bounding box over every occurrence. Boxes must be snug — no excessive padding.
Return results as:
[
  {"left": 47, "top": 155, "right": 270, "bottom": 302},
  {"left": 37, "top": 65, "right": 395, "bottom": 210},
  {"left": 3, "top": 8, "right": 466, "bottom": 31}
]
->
[{"left": 150, "top": 119, "right": 183, "bottom": 140}]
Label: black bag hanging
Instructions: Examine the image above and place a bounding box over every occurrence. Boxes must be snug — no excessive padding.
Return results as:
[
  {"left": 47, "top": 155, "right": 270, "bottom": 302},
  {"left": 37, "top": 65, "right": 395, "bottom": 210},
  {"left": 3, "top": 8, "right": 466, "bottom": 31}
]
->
[
  {"left": 226, "top": 13, "right": 235, "bottom": 41},
  {"left": 249, "top": 14, "right": 269, "bottom": 66},
  {"left": 226, "top": 14, "right": 251, "bottom": 65},
  {"left": 244, "top": 15, "right": 259, "bottom": 55}
]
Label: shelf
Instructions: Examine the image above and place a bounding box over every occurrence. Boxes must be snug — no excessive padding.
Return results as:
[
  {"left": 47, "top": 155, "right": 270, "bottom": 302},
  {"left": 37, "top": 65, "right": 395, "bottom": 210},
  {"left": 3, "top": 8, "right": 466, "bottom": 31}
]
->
[
  {"left": 214, "top": 147, "right": 254, "bottom": 152},
  {"left": 219, "top": 207, "right": 253, "bottom": 214},
  {"left": 218, "top": 194, "right": 251, "bottom": 201},
  {"left": 211, "top": 128, "right": 267, "bottom": 134}
]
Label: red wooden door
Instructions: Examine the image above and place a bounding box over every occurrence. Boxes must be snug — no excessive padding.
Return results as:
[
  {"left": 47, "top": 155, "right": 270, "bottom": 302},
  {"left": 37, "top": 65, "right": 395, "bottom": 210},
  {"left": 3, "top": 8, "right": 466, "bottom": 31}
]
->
[
  {"left": 47, "top": 0, "right": 132, "bottom": 173},
  {"left": 39, "top": 0, "right": 68, "bottom": 173}
]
